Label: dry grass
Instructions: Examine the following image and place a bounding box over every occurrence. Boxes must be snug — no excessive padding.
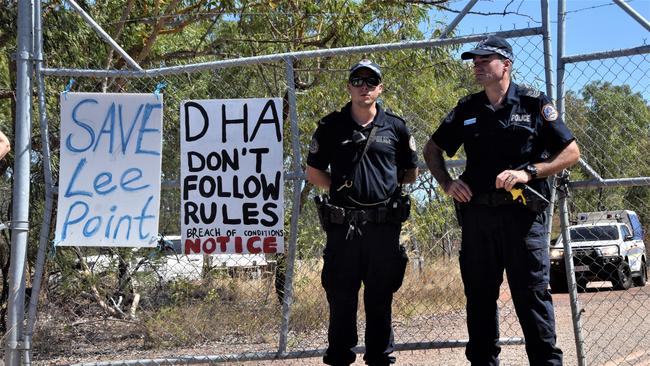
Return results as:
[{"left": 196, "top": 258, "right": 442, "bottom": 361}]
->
[
  {"left": 34, "top": 256, "right": 466, "bottom": 356},
  {"left": 141, "top": 257, "right": 465, "bottom": 348},
  {"left": 396, "top": 257, "right": 466, "bottom": 318}
]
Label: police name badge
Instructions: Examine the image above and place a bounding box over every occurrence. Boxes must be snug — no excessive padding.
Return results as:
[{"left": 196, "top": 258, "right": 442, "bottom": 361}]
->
[
  {"left": 309, "top": 137, "right": 319, "bottom": 154},
  {"left": 409, "top": 135, "right": 416, "bottom": 151},
  {"left": 463, "top": 118, "right": 476, "bottom": 126},
  {"left": 542, "top": 104, "right": 558, "bottom": 122}
]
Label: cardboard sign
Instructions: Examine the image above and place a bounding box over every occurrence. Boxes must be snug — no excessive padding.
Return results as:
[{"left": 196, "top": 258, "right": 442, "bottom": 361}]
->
[
  {"left": 180, "top": 98, "right": 284, "bottom": 254},
  {"left": 55, "top": 93, "right": 163, "bottom": 247}
]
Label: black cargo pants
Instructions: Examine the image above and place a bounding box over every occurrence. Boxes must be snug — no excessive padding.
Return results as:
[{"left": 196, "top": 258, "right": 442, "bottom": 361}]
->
[
  {"left": 459, "top": 204, "right": 563, "bottom": 366},
  {"left": 321, "top": 221, "right": 407, "bottom": 366}
]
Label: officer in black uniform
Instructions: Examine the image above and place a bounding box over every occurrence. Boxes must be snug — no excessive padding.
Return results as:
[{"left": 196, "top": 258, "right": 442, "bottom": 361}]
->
[
  {"left": 306, "top": 59, "right": 419, "bottom": 366},
  {"left": 423, "top": 36, "right": 580, "bottom": 366}
]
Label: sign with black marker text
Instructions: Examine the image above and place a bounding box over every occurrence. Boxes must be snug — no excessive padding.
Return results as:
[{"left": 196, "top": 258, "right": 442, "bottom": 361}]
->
[{"left": 180, "top": 98, "right": 284, "bottom": 254}]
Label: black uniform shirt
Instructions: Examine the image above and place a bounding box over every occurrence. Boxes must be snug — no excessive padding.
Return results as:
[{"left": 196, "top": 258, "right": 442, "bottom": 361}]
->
[
  {"left": 307, "top": 103, "right": 418, "bottom": 206},
  {"left": 431, "top": 82, "right": 575, "bottom": 197}
]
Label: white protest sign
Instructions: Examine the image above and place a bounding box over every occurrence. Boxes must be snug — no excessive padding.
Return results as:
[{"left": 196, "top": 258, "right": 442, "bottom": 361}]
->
[
  {"left": 180, "top": 98, "right": 284, "bottom": 254},
  {"left": 55, "top": 93, "right": 163, "bottom": 247}
]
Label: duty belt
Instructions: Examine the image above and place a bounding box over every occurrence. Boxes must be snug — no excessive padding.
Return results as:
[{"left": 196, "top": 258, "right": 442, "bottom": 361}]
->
[
  {"left": 345, "top": 206, "right": 390, "bottom": 224},
  {"left": 314, "top": 193, "right": 411, "bottom": 239},
  {"left": 471, "top": 191, "right": 518, "bottom": 207}
]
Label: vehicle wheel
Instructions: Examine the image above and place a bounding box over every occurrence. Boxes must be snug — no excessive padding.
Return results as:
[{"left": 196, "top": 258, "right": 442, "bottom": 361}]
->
[
  {"left": 633, "top": 259, "right": 647, "bottom": 287},
  {"left": 550, "top": 272, "right": 568, "bottom": 293},
  {"left": 612, "top": 261, "right": 633, "bottom": 290}
]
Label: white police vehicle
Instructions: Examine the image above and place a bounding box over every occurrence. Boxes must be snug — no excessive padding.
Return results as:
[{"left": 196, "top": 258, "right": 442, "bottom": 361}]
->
[{"left": 549, "top": 210, "right": 647, "bottom": 293}]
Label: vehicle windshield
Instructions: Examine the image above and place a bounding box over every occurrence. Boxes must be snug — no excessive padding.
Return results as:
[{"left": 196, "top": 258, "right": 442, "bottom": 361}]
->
[{"left": 570, "top": 226, "right": 619, "bottom": 242}]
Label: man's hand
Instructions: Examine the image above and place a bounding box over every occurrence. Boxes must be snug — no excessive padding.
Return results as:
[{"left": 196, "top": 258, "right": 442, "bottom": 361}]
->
[
  {"left": 444, "top": 179, "right": 473, "bottom": 203},
  {"left": 495, "top": 169, "right": 530, "bottom": 191}
]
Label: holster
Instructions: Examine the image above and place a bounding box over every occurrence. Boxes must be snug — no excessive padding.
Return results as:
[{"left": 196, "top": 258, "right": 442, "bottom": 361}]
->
[
  {"left": 314, "top": 195, "right": 345, "bottom": 231},
  {"left": 521, "top": 185, "right": 550, "bottom": 214},
  {"left": 389, "top": 192, "right": 411, "bottom": 224}
]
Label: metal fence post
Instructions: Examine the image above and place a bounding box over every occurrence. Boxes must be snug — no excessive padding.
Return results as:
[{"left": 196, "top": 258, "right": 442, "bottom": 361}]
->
[
  {"left": 557, "top": 174, "right": 587, "bottom": 366},
  {"left": 24, "top": 0, "right": 55, "bottom": 364},
  {"left": 554, "top": 3, "right": 587, "bottom": 365},
  {"left": 278, "top": 56, "right": 303, "bottom": 354},
  {"left": 540, "top": 0, "right": 559, "bottom": 248},
  {"left": 5, "top": 1, "right": 34, "bottom": 365}
]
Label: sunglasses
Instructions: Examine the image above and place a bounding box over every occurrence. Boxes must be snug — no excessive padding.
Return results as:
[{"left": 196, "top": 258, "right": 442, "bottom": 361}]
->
[{"left": 349, "top": 76, "right": 381, "bottom": 88}]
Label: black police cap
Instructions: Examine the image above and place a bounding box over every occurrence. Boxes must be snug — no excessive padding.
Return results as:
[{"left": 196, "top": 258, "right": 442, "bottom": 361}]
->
[
  {"left": 461, "top": 35, "right": 514, "bottom": 62},
  {"left": 349, "top": 59, "right": 382, "bottom": 80}
]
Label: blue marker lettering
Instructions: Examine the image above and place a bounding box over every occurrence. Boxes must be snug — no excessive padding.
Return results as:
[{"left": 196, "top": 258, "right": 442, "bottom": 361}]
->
[
  {"left": 93, "top": 102, "right": 116, "bottom": 153},
  {"left": 94, "top": 172, "right": 116, "bottom": 195},
  {"left": 61, "top": 201, "right": 89, "bottom": 240},
  {"left": 135, "top": 103, "right": 162, "bottom": 156},
  {"left": 83, "top": 216, "right": 102, "bottom": 237},
  {"left": 119, "top": 103, "right": 144, "bottom": 154},
  {"left": 105, "top": 205, "right": 118, "bottom": 238},
  {"left": 67, "top": 98, "right": 98, "bottom": 153},
  {"left": 113, "top": 215, "right": 132, "bottom": 240},
  {"left": 64, "top": 158, "right": 92, "bottom": 198},
  {"left": 135, "top": 195, "right": 156, "bottom": 240},
  {"left": 120, "top": 168, "right": 149, "bottom": 192}
]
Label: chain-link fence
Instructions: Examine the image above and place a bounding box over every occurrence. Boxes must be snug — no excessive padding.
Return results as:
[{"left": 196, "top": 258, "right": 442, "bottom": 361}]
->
[
  {"left": 558, "top": 50, "right": 650, "bottom": 366},
  {"left": 24, "top": 30, "right": 550, "bottom": 365},
  {"left": 4, "top": 2, "right": 650, "bottom": 366}
]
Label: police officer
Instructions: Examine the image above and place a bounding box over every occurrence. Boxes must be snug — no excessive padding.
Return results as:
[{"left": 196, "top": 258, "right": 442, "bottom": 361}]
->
[
  {"left": 306, "top": 59, "right": 418, "bottom": 366},
  {"left": 423, "top": 36, "right": 580, "bottom": 365}
]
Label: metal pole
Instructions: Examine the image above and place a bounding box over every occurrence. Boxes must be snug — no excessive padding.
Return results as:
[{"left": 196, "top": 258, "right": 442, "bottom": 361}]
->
[
  {"left": 562, "top": 45, "right": 650, "bottom": 64},
  {"left": 24, "top": 0, "right": 54, "bottom": 364},
  {"left": 42, "top": 28, "right": 543, "bottom": 78},
  {"left": 556, "top": 0, "right": 566, "bottom": 119},
  {"left": 557, "top": 176, "right": 587, "bottom": 366},
  {"left": 613, "top": 0, "right": 650, "bottom": 32},
  {"left": 577, "top": 158, "right": 603, "bottom": 181},
  {"left": 65, "top": 0, "right": 143, "bottom": 71},
  {"left": 439, "top": 0, "right": 479, "bottom": 38},
  {"left": 540, "top": 0, "right": 558, "bottom": 247},
  {"left": 5, "top": 1, "right": 34, "bottom": 365},
  {"left": 278, "top": 57, "right": 303, "bottom": 354},
  {"left": 540, "top": 0, "right": 555, "bottom": 99},
  {"left": 569, "top": 176, "right": 650, "bottom": 189},
  {"left": 555, "top": 3, "right": 587, "bottom": 365}
]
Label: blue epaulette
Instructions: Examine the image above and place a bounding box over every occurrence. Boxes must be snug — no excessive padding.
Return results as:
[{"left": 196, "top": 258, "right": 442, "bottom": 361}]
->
[
  {"left": 385, "top": 110, "right": 407, "bottom": 124},
  {"left": 517, "top": 84, "right": 542, "bottom": 99},
  {"left": 319, "top": 110, "right": 341, "bottom": 125},
  {"left": 458, "top": 93, "right": 475, "bottom": 105}
]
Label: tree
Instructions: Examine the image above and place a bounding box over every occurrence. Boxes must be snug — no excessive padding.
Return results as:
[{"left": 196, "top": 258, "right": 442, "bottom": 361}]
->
[
  {"left": 566, "top": 81, "right": 650, "bottom": 224},
  {"left": 1, "top": 0, "right": 473, "bottom": 320}
]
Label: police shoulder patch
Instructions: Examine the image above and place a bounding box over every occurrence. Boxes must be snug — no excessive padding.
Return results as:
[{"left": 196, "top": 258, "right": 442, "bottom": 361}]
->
[
  {"left": 517, "top": 84, "right": 541, "bottom": 98},
  {"left": 309, "top": 137, "right": 319, "bottom": 154},
  {"left": 541, "top": 103, "right": 559, "bottom": 122}
]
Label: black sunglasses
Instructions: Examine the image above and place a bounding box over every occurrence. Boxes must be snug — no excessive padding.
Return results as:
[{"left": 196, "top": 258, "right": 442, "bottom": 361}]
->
[{"left": 349, "top": 76, "right": 381, "bottom": 88}]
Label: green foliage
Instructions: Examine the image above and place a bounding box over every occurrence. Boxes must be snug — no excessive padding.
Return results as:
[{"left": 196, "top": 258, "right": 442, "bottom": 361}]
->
[{"left": 567, "top": 81, "right": 650, "bottom": 226}]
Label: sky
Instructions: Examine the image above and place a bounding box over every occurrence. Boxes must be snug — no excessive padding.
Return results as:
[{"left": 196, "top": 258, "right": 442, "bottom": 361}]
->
[
  {"left": 429, "top": 0, "right": 649, "bottom": 100},
  {"left": 437, "top": 0, "right": 648, "bottom": 54}
]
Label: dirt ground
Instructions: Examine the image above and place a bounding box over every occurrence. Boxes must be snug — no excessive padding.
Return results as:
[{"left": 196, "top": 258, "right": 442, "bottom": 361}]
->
[{"left": 38, "top": 280, "right": 650, "bottom": 366}]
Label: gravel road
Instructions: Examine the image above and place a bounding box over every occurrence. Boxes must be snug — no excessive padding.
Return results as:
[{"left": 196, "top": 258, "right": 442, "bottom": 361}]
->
[{"left": 242, "top": 282, "right": 650, "bottom": 366}]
